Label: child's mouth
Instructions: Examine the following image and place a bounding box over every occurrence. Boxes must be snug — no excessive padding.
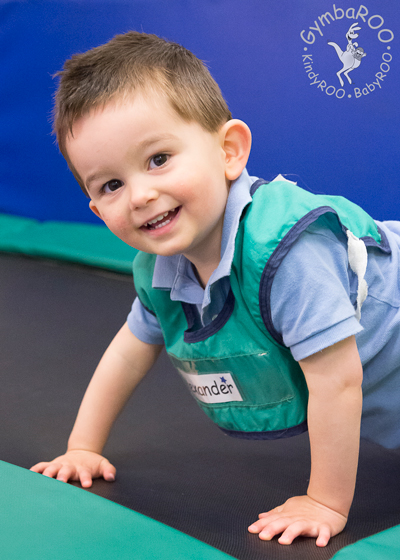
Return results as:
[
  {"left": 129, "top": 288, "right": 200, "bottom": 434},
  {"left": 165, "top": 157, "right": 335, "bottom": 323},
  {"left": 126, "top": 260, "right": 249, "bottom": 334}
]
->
[{"left": 143, "top": 207, "right": 180, "bottom": 230}]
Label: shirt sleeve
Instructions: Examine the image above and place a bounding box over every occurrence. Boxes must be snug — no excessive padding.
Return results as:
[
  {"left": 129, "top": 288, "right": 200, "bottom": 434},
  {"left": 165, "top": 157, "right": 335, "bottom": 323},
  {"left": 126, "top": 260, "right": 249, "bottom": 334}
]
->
[
  {"left": 127, "top": 297, "right": 165, "bottom": 345},
  {"left": 270, "top": 217, "right": 363, "bottom": 361}
]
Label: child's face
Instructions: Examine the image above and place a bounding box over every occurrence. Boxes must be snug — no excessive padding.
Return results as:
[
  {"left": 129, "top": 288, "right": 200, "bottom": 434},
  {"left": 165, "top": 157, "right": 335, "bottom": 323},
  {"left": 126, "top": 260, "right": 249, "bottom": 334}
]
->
[{"left": 66, "top": 93, "right": 230, "bottom": 264}]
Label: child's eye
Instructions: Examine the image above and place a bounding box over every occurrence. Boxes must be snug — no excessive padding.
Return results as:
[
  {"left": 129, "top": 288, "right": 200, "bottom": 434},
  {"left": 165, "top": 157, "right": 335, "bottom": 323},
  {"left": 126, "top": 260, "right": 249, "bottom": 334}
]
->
[
  {"left": 149, "top": 154, "right": 169, "bottom": 169},
  {"left": 102, "top": 179, "right": 123, "bottom": 194}
]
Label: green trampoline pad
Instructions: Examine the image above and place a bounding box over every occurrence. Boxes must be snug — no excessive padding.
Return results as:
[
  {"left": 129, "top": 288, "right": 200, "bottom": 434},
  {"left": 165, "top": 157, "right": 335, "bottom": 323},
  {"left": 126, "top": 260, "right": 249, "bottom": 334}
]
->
[
  {"left": 332, "top": 524, "right": 400, "bottom": 559},
  {"left": 0, "top": 213, "right": 137, "bottom": 274},
  {"left": 0, "top": 461, "right": 235, "bottom": 560}
]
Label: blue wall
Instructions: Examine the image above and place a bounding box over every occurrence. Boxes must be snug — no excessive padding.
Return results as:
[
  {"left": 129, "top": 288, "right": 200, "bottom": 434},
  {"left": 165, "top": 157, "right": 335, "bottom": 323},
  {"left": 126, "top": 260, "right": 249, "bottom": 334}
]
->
[{"left": 0, "top": 0, "right": 398, "bottom": 224}]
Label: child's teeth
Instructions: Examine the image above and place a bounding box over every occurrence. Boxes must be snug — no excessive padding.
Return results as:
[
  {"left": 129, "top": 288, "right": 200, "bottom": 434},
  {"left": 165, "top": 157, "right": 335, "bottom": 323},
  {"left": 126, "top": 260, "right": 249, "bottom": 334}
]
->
[
  {"left": 148, "top": 211, "right": 170, "bottom": 225},
  {"left": 146, "top": 209, "right": 176, "bottom": 227}
]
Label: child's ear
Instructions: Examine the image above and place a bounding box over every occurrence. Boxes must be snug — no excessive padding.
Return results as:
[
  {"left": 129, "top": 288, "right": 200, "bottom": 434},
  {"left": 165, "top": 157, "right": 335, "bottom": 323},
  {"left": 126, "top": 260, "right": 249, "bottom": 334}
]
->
[
  {"left": 219, "top": 119, "right": 252, "bottom": 181},
  {"left": 89, "top": 201, "right": 103, "bottom": 221}
]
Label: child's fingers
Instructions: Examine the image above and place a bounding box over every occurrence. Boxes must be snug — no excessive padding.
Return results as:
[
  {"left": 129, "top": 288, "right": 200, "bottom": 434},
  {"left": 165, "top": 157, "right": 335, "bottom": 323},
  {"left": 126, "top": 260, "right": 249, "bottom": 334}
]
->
[
  {"left": 250, "top": 516, "right": 333, "bottom": 547},
  {"left": 258, "top": 517, "right": 292, "bottom": 541},
  {"left": 248, "top": 519, "right": 267, "bottom": 533},
  {"left": 40, "top": 463, "right": 64, "bottom": 479},
  {"left": 277, "top": 520, "right": 319, "bottom": 545},
  {"left": 30, "top": 454, "right": 116, "bottom": 488},
  {"left": 278, "top": 521, "right": 331, "bottom": 547},
  {"left": 30, "top": 462, "right": 50, "bottom": 474},
  {"left": 56, "top": 465, "right": 76, "bottom": 483},
  {"left": 250, "top": 496, "right": 346, "bottom": 546},
  {"left": 99, "top": 459, "right": 116, "bottom": 482},
  {"left": 258, "top": 509, "right": 279, "bottom": 519},
  {"left": 315, "top": 525, "right": 332, "bottom": 547},
  {"left": 248, "top": 513, "right": 279, "bottom": 533},
  {"left": 77, "top": 468, "right": 94, "bottom": 488}
]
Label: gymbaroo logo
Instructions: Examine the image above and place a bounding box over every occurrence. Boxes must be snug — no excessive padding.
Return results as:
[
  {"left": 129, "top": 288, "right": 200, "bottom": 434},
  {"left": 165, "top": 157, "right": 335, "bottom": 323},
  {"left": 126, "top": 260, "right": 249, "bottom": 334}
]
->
[{"left": 301, "top": 4, "right": 394, "bottom": 99}]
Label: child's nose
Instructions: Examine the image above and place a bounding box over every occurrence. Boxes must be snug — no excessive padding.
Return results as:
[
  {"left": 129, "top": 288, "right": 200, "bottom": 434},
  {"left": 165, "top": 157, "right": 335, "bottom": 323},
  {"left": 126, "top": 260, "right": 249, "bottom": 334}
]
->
[{"left": 128, "top": 183, "right": 159, "bottom": 209}]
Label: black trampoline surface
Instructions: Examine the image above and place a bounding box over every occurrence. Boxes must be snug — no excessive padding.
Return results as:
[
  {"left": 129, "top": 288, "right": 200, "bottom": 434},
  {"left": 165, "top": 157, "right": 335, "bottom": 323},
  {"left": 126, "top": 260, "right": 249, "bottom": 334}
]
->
[{"left": 1, "top": 253, "right": 400, "bottom": 560}]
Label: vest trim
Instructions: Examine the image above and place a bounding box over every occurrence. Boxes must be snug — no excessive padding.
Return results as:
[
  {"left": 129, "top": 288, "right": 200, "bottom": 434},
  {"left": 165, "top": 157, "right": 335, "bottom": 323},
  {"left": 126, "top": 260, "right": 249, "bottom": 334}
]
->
[
  {"left": 364, "top": 224, "right": 390, "bottom": 252},
  {"left": 182, "top": 288, "right": 235, "bottom": 343},
  {"left": 180, "top": 178, "right": 265, "bottom": 344},
  {"left": 141, "top": 302, "right": 157, "bottom": 317},
  {"left": 220, "top": 419, "right": 308, "bottom": 440},
  {"left": 259, "top": 207, "right": 392, "bottom": 346},
  {"left": 250, "top": 178, "right": 268, "bottom": 196}
]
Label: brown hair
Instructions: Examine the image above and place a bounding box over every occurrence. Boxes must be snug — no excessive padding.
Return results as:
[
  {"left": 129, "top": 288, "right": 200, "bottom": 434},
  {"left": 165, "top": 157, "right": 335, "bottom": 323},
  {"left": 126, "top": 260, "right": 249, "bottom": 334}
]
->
[{"left": 53, "top": 31, "right": 232, "bottom": 193}]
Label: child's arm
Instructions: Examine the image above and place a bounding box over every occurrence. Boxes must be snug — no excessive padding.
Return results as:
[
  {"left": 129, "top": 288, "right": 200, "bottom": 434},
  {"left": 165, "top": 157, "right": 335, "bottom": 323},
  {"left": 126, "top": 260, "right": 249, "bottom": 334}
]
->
[
  {"left": 248, "top": 335, "right": 363, "bottom": 546},
  {"left": 31, "top": 322, "right": 163, "bottom": 487}
]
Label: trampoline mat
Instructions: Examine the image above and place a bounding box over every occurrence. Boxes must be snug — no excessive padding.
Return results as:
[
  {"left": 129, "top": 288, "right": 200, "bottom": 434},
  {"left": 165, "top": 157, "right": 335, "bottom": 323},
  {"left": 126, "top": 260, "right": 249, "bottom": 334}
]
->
[{"left": 1, "top": 253, "right": 400, "bottom": 560}]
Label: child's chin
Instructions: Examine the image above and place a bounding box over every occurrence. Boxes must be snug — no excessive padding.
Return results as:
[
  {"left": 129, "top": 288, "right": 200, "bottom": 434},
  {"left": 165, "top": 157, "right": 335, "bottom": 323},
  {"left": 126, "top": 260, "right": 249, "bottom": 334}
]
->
[{"left": 154, "top": 246, "right": 183, "bottom": 257}]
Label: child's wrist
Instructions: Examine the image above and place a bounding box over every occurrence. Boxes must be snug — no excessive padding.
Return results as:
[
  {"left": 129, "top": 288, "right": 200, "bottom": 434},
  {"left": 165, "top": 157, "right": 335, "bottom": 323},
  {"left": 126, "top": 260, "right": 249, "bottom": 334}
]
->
[
  {"left": 306, "top": 489, "right": 351, "bottom": 519},
  {"left": 66, "top": 446, "right": 100, "bottom": 453},
  {"left": 67, "top": 439, "right": 104, "bottom": 455}
]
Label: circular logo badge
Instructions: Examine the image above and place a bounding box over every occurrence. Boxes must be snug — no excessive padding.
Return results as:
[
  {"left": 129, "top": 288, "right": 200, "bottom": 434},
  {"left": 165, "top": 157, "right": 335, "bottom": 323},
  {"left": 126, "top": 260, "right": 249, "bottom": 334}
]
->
[{"left": 300, "top": 5, "right": 394, "bottom": 99}]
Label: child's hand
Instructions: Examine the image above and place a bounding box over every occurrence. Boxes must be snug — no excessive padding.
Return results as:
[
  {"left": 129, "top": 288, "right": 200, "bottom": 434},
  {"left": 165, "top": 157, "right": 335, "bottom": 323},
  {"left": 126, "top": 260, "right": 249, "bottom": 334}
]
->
[
  {"left": 248, "top": 495, "right": 347, "bottom": 546},
  {"left": 30, "top": 450, "right": 116, "bottom": 488}
]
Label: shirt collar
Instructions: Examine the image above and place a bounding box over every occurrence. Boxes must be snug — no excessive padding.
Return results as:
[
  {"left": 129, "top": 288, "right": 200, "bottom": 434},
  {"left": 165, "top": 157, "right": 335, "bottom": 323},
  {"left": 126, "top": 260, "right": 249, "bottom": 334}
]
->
[{"left": 152, "top": 169, "right": 255, "bottom": 304}]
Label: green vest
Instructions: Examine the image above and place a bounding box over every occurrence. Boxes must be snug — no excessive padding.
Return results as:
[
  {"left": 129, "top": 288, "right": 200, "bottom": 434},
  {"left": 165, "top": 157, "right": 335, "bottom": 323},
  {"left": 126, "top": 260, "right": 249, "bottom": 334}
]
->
[{"left": 133, "top": 180, "right": 389, "bottom": 439}]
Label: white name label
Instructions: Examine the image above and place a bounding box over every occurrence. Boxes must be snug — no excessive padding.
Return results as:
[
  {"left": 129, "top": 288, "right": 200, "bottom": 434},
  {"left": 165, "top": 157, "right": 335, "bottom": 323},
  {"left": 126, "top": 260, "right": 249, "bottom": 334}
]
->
[{"left": 178, "top": 371, "right": 243, "bottom": 404}]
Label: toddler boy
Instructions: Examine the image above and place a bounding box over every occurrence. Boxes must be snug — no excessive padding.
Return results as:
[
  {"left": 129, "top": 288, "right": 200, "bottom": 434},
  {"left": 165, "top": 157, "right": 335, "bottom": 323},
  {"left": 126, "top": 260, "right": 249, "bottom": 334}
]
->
[{"left": 32, "top": 31, "right": 400, "bottom": 547}]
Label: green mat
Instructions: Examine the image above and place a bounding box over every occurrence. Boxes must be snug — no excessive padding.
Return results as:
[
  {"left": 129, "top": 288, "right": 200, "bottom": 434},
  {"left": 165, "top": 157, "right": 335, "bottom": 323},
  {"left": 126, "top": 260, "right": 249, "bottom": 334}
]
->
[
  {"left": 0, "top": 213, "right": 137, "bottom": 274},
  {"left": 332, "top": 525, "right": 400, "bottom": 559},
  {"left": 0, "top": 461, "right": 235, "bottom": 560}
]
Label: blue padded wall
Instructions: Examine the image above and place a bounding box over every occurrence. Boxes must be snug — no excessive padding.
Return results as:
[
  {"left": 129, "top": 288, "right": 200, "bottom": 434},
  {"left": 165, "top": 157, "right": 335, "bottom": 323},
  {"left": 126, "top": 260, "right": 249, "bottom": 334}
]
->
[{"left": 0, "top": 0, "right": 399, "bottom": 225}]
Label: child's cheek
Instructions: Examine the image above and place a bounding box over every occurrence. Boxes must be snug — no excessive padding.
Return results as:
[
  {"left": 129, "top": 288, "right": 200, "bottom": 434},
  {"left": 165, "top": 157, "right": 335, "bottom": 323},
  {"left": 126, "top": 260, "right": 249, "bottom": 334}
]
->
[
  {"left": 103, "top": 212, "right": 131, "bottom": 236},
  {"left": 173, "top": 181, "right": 195, "bottom": 201}
]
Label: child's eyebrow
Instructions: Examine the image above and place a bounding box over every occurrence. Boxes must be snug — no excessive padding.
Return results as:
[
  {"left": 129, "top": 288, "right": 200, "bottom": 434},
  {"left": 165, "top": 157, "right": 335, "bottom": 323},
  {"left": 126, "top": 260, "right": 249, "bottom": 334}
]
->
[{"left": 136, "top": 133, "right": 177, "bottom": 151}]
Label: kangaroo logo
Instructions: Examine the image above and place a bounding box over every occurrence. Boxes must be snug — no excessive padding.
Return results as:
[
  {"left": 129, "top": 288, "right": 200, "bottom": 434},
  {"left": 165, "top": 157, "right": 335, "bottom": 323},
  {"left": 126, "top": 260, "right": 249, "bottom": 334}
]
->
[
  {"left": 300, "top": 6, "right": 394, "bottom": 100},
  {"left": 328, "top": 23, "right": 367, "bottom": 87}
]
